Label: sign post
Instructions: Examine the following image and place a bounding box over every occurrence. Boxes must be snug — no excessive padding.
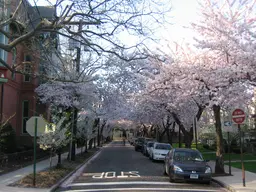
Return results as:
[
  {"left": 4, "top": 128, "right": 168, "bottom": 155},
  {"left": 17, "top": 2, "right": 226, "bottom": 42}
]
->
[
  {"left": 227, "top": 131, "right": 231, "bottom": 175},
  {"left": 26, "top": 116, "right": 47, "bottom": 187},
  {"left": 232, "top": 108, "right": 246, "bottom": 187},
  {"left": 33, "top": 118, "right": 37, "bottom": 186}
]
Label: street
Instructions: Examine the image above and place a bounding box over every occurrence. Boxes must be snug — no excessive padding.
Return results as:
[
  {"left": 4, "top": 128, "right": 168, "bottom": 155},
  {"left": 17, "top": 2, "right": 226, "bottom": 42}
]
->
[{"left": 57, "top": 141, "right": 227, "bottom": 192}]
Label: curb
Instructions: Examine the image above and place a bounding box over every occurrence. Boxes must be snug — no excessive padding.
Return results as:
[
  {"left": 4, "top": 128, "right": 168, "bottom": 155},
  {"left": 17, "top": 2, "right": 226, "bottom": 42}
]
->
[
  {"left": 211, "top": 178, "right": 236, "bottom": 192},
  {"left": 49, "top": 142, "right": 113, "bottom": 192},
  {"left": 49, "top": 147, "right": 103, "bottom": 192}
]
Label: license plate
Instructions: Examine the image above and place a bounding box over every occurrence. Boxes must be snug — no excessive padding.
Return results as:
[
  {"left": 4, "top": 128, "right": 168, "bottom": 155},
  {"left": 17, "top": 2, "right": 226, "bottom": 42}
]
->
[{"left": 190, "top": 174, "right": 199, "bottom": 179}]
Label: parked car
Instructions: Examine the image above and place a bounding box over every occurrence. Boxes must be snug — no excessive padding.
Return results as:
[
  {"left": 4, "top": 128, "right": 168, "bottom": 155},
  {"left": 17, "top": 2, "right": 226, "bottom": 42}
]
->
[
  {"left": 141, "top": 138, "right": 155, "bottom": 154},
  {"left": 164, "top": 148, "right": 212, "bottom": 184},
  {"left": 135, "top": 137, "right": 145, "bottom": 151},
  {"left": 149, "top": 142, "right": 172, "bottom": 161},
  {"left": 143, "top": 141, "right": 155, "bottom": 156},
  {"left": 130, "top": 137, "right": 137, "bottom": 146}
]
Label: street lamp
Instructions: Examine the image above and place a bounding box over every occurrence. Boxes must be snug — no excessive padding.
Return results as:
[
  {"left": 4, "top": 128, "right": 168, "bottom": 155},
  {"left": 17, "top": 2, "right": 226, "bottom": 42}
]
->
[{"left": 0, "top": 73, "right": 8, "bottom": 83}]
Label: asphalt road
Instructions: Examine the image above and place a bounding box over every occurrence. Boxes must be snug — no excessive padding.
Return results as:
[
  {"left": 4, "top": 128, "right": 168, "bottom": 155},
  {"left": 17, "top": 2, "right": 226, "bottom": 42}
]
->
[{"left": 57, "top": 141, "right": 228, "bottom": 192}]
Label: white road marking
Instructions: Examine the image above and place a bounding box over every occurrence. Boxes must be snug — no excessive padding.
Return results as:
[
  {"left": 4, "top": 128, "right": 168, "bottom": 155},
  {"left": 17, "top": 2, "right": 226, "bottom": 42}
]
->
[
  {"left": 92, "top": 172, "right": 105, "bottom": 179},
  {"left": 92, "top": 171, "right": 141, "bottom": 179},
  {"left": 128, "top": 171, "right": 140, "bottom": 177},
  {"left": 60, "top": 143, "right": 112, "bottom": 187},
  {"left": 68, "top": 181, "right": 188, "bottom": 187},
  {"left": 116, "top": 171, "right": 128, "bottom": 178},
  {"left": 105, "top": 172, "right": 116, "bottom": 178},
  {"left": 67, "top": 187, "right": 218, "bottom": 192}
]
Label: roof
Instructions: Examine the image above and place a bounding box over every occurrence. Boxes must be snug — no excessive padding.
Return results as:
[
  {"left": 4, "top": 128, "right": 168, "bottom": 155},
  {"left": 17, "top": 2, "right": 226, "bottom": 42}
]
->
[
  {"left": 27, "top": 6, "right": 55, "bottom": 28},
  {"left": 155, "top": 142, "right": 171, "bottom": 145}
]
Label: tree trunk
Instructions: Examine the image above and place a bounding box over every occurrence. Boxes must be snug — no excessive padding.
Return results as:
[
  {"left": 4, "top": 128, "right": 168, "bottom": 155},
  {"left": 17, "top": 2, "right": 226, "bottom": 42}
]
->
[
  {"left": 166, "top": 128, "right": 171, "bottom": 144},
  {"left": 57, "top": 149, "right": 62, "bottom": 168},
  {"left": 84, "top": 139, "right": 88, "bottom": 153},
  {"left": 89, "top": 138, "right": 93, "bottom": 149},
  {"left": 71, "top": 108, "right": 78, "bottom": 161},
  {"left": 184, "top": 127, "right": 193, "bottom": 148},
  {"left": 49, "top": 149, "right": 53, "bottom": 169},
  {"left": 159, "top": 129, "right": 166, "bottom": 142},
  {"left": 97, "top": 126, "right": 100, "bottom": 147},
  {"left": 213, "top": 105, "right": 225, "bottom": 174},
  {"left": 168, "top": 122, "right": 175, "bottom": 145},
  {"left": 178, "top": 125, "right": 181, "bottom": 147},
  {"left": 99, "top": 120, "right": 107, "bottom": 147}
]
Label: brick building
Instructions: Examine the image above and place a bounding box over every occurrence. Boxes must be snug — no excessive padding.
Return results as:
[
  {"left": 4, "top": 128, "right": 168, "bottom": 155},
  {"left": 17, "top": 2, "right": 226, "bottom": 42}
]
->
[{"left": 0, "top": 0, "right": 55, "bottom": 147}]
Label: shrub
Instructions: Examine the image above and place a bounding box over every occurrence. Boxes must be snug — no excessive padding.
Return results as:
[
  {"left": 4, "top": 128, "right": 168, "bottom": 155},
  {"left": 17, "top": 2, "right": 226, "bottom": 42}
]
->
[
  {"left": 203, "top": 144, "right": 210, "bottom": 149},
  {"left": 0, "top": 123, "right": 17, "bottom": 153},
  {"left": 210, "top": 143, "right": 217, "bottom": 150}
]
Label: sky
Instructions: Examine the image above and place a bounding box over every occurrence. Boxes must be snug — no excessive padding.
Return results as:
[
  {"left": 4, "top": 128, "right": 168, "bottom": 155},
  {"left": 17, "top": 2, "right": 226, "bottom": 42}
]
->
[
  {"left": 158, "top": 0, "right": 200, "bottom": 52},
  {"left": 29, "top": 0, "right": 200, "bottom": 54}
]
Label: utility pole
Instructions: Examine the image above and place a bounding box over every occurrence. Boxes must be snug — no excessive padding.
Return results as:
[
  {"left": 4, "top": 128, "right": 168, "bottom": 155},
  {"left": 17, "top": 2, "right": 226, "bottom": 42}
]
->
[{"left": 71, "top": 20, "right": 82, "bottom": 161}]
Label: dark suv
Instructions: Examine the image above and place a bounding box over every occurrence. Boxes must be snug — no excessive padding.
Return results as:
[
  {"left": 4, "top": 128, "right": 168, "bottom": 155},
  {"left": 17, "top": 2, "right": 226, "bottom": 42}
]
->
[
  {"left": 135, "top": 137, "right": 154, "bottom": 152},
  {"left": 134, "top": 137, "right": 145, "bottom": 151},
  {"left": 164, "top": 148, "right": 212, "bottom": 184}
]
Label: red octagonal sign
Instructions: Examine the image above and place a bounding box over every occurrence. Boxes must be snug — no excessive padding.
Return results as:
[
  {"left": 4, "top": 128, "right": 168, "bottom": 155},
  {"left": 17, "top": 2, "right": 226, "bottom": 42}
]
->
[{"left": 232, "top": 109, "right": 246, "bottom": 124}]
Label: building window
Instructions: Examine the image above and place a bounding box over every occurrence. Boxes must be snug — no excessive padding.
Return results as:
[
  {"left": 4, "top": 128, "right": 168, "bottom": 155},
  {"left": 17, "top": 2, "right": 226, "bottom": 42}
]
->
[
  {"left": 22, "top": 100, "right": 29, "bottom": 133},
  {"left": 23, "top": 55, "right": 32, "bottom": 82}
]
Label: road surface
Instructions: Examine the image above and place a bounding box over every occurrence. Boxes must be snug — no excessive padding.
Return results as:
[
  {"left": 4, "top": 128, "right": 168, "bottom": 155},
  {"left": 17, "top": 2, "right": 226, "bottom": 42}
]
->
[{"left": 57, "top": 141, "right": 227, "bottom": 192}]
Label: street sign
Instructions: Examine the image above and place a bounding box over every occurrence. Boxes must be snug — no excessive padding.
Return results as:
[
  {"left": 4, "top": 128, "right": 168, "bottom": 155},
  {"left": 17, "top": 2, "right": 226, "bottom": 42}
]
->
[
  {"left": 231, "top": 108, "right": 246, "bottom": 187},
  {"left": 26, "top": 116, "right": 47, "bottom": 137},
  {"left": 232, "top": 109, "right": 246, "bottom": 124},
  {"left": 224, "top": 121, "right": 232, "bottom": 126}
]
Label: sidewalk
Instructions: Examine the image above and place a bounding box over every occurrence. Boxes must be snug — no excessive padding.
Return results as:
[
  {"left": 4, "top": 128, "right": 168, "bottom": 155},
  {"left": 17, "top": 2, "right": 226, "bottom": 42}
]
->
[
  {"left": 0, "top": 147, "right": 85, "bottom": 192},
  {"left": 208, "top": 161, "right": 256, "bottom": 192}
]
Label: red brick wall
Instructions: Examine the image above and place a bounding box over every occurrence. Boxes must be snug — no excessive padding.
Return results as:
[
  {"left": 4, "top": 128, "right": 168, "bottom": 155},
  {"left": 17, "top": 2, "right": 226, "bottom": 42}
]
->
[{"left": 2, "top": 45, "right": 40, "bottom": 146}]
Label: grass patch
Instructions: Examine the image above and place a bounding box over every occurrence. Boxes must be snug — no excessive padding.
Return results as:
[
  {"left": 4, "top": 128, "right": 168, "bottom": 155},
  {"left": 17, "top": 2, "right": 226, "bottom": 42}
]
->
[
  {"left": 15, "top": 168, "right": 72, "bottom": 188},
  {"left": 224, "top": 162, "right": 256, "bottom": 173},
  {"left": 10, "top": 148, "right": 99, "bottom": 188},
  {"left": 172, "top": 143, "right": 214, "bottom": 153},
  {"left": 202, "top": 153, "right": 256, "bottom": 161}
]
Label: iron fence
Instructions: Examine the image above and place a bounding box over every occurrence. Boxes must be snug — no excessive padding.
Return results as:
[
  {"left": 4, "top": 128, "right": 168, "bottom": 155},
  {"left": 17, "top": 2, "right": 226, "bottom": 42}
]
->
[{"left": 0, "top": 149, "right": 50, "bottom": 168}]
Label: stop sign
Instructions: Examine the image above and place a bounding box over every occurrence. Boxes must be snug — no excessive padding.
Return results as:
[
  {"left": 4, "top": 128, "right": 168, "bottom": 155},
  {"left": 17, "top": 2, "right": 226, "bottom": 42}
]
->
[
  {"left": 232, "top": 109, "right": 246, "bottom": 124},
  {"left": 26, "top": 116, "right": 48, "bottom": 136}
]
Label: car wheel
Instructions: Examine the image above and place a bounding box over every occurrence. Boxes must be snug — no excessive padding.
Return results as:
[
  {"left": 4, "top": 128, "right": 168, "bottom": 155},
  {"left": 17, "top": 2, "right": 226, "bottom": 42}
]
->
[{"left": 169, "top": 168, "right": 175, "bottom": 183}]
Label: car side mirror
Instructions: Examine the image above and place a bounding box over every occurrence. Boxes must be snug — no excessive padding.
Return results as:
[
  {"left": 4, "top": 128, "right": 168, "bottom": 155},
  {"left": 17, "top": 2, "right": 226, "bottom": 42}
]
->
[{"left": 205, "top": 159, "right": 210, "bottom": 162}]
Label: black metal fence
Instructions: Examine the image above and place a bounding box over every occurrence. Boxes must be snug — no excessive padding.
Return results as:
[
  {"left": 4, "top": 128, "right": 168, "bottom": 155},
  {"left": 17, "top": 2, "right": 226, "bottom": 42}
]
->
[{"left": 0, "top": 149, "right": 50, "bottom": 169}]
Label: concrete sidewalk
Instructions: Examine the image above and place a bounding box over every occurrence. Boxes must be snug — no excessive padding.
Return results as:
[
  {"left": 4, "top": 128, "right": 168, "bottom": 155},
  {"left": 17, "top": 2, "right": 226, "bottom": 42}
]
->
[
  {"left": 208, "top": 161, "right": 256, "bottom": 192},
  {"left": 0, "top": 147, "right": 86, "bottom": 192}
]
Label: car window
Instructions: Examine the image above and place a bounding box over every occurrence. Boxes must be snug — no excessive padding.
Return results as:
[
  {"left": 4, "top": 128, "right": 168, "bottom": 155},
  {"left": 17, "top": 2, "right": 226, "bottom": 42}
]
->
[
  {"left": 173, "top": 151, "right": 203, "bottom": 162},
  {"left": 147, "top": 142, "right": 154, "bottom": 147},
  {"left": 155, "top": 144, "right": 171, "bottom": 150}
]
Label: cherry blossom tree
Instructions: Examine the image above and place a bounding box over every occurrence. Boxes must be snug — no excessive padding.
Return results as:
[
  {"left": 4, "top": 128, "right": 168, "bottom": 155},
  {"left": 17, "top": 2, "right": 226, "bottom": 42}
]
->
[
  {"left": 77, "top": 114, "right": 96, "bottom": 152},
  {"left": 38, "top": 117, "right": 71, "bottom": 168},
  {"left": 189, "top": 0, "right": 256, "bottom": 173}
]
